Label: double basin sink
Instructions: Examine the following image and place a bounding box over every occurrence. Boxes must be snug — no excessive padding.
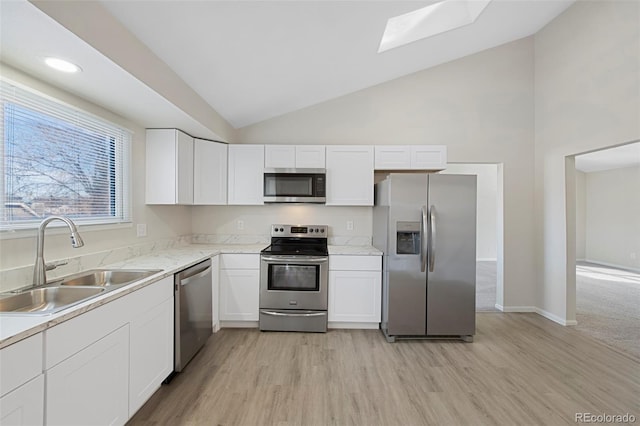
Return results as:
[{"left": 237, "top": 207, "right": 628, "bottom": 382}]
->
[{"left": 0, "top": 269, "right": 161, "bottom": 315}]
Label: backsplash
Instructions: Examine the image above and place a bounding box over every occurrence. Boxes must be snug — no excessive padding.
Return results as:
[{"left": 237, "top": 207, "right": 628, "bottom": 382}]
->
[
  {"left": 0, "top": 236, "right": 192, "bottom": 293},
  {"left": 0, "top": 234, "right": 372, "bottom": 293}
]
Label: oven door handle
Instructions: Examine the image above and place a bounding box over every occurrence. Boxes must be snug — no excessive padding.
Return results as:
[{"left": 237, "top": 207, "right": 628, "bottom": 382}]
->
[
  {"left": 261, "top": 255, "right": 328, "bottom": 263},
  {"left": 261, "top": 310, "right": 327, "bottom": 318}
]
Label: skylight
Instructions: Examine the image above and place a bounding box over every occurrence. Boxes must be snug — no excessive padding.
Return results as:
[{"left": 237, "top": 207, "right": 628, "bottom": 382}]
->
[{"left": 378, "top": 0, "right": 492, "bottom": 53}]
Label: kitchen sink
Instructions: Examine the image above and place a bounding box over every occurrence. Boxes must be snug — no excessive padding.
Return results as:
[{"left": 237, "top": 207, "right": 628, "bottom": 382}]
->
[
  {"left": 56, "top": 269, "right": 161, "bottom": 287},
  {"left": 0, "top": 287, "right": 105, "bottom": 315}
]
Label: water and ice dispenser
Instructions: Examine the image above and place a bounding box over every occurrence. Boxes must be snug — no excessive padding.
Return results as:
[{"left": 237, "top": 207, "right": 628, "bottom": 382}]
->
[{"left": 396, "top": 221, "right": 421, "bottom": 255}]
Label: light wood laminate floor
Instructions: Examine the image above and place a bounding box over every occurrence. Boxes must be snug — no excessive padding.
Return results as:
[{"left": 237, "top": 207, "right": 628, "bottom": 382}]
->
[{"left": 128, "top": 313, "right": 639, "bottom": 426}]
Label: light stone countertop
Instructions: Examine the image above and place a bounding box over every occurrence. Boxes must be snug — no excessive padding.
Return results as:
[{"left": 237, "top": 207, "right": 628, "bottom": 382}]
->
[
  {"left": 0, "top": 243, "right": 380, "bottom": 348},
  {"left": 329, "top": 245, "right": 382, "bottom": 256}
]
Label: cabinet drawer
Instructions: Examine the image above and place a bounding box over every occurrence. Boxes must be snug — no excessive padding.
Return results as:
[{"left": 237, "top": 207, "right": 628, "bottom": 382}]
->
[
  {"left": 0, "top": 333, "right": 43, "bottom": 397},
  {"left": 220, "top": 254, "right": 260, "bottom": 269},
  {"left": 329, "top": 255, "right": 381, "bottom": 271},
  {"left": 45, "top": 278, "right": 171, "bottom": 370}
]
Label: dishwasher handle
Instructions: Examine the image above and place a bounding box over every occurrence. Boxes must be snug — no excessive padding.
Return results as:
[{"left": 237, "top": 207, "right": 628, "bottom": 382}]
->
[{"left": 179, "top": 265, "right": 212, "bottom": 286}]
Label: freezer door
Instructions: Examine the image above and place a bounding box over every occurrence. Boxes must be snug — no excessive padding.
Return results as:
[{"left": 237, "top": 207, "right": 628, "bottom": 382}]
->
[
  {"left": 426, "top": 174, "right": 477, "bottom": 336},
  {"left": 384, "top": 174, "right": 429, "bottom": 336}
]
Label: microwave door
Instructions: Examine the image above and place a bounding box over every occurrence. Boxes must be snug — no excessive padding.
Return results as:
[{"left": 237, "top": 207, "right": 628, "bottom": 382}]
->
[{"left": 263, "top": 171, "right": 326, "bottom": 203}]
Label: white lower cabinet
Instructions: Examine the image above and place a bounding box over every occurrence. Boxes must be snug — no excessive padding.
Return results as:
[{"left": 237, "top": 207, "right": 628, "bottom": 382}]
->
[
  {"left": 129, "top": 297, "right": 174, "bottom": 417},
  {"left": 41, "top": 275, "right": 174, "bottom": 426},
  {"left": 46, "top": 325, "right": 130, "bottom": 426},
  {"left": 328, "top": 255, "right": 382, "bottom": 325},
  {"left": 219, "top": 254, "right": 260, "bottom": 322},
  {"left": 0, "top": 375, "right": 44, "bottom": 426},
  {"left": 211, "top": 255, "right": 221, "bottom": 331}
]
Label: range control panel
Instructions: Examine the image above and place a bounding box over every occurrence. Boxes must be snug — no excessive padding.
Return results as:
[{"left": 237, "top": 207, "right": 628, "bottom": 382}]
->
[{"left": 270, "top": 224, "right": 328, "bottom": 237}]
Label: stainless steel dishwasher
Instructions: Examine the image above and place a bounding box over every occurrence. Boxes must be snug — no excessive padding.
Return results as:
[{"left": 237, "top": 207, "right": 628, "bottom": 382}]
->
[{"left": 174, "top": 259, "right": 212, "bottom": 372}]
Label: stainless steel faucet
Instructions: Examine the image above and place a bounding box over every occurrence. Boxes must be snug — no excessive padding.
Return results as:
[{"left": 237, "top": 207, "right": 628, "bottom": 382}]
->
[{"left": 33, "top": 215, "right": 84, "bottom": 286}]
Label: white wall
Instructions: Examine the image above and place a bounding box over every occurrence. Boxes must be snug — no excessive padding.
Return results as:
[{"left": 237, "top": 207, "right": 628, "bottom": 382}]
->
[
  {"left": 238, "top": 38, "right": 536, "bottom": 309},
  {"left": 534, "top": 0, "right": 640, "bottom": 323},
  {"left": 442, "top": 164, "right": 498, "bottom": 261},
  {"left": 0, "top": 65, "right": 192, "bottom": 276},
  {"left": 583, "top": 166, "right": 640, "bottom": 270}
]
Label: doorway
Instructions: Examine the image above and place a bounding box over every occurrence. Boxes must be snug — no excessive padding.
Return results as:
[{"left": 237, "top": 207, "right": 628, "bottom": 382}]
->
[
  {"left": 571, "top": 142, "right": 640, "bottom": 357},
  {"left": 442, "top": 163, "right": 501, "bottom": 312}
]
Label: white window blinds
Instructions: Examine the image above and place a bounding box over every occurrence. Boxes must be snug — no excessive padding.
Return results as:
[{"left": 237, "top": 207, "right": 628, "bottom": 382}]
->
[{"left": 1, "top": 79, "right": 132, "bottom": 230}]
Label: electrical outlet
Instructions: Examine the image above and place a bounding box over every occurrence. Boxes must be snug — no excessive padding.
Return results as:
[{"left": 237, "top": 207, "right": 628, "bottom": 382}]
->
[
  {"left": 136, "top": 223, "right": 147, "bottom": 237},
  {"left": 346, "top": 221, "right": 354, "bottom": 231},
  {"left": 237, "top": 220, "right": 244, "bottom": 230}
]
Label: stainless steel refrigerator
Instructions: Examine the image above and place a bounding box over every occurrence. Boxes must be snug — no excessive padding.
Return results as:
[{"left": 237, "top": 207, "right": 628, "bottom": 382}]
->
[{"left": 373, "top": 173, "right": 477, "bottom": 342}]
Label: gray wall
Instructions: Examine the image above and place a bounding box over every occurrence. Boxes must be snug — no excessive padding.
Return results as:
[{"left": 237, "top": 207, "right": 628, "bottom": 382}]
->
[
  {"left": 534, "top": 0, "right": 640, "bottom": 323},
  {"left": 580, "top": 166, "right": 640, "bottom": 270},
  {"left": 236, "top": 38, "right": 536, "bottom": 310}
]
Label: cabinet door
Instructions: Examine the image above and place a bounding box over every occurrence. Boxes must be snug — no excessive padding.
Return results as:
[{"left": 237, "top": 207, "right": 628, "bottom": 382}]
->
[
  {"left": 264, "top": 145, "right": 295, "bottom": 169},
  {"left": 374, "top": 145, "right": 411, "bottom": 169},
  {"left": 176, "top": 130, "right": 194, "bottom": 204},
  {"left": 219, "top": 269, "right": 260, "bottom": 321},
  {"left": 146, "top": 129, "right": 194, "bottom": 205},
  {"left": 325, "top": 146, "right": 374, "bottom": 206},
  {"left": 410, "top": 145, "right": 447, "bottom": 170},
  {"left": 212, "top": 256, "right": 220, "bottom": 331},
  {"left": 194, "top": 139, "right": 228, "bottom": 204},
  {"left": 328, "top": 270, "right": 381, "bottom": 323},
  {"left": 228, "top": 145, "right": 265, "bottom": 205},
  {"left": 46, "top": 325, "right": 129, "bottom": 426},
  {"left": 0, "top": 375, "right": 44, "bottom": 426},
  {"left": 129, "top": 298, "right": 173, "bottom": 417},
  {"left": 0, "top": 333, "right": 42, "bottom": 398},
  {"left": 295, "top": 145, "right": 325, "bottom": 168}
]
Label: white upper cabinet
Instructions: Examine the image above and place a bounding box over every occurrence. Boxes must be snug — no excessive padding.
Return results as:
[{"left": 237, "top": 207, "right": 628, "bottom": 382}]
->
[
  {"left": 264, "top": 145, "right": 295, "bottom": 168},
  {"left": 194, "top": 139, "right": 228, "bottom": 205},
  {"left": 374, "top": 145, "right": 447, "bottom": 170},
  {"left": 295, "top": 145, "right": 325, "bottom": 168},
  {"left": 228, "top": 144, "right": 265, "bottom": 205},
  {"left": 325, "top": 145, "right": 374, "bottom": 206},
  {"left": 146, "top": 129, "right": 194, "bottom": 205},
  {"left": 264, "top": 145, "right": 325, "bottom": 169}
]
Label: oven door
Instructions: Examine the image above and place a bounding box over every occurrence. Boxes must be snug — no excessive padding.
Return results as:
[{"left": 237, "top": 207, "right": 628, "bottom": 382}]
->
[{"left": 260, "top": 255, "right": 328, "bottom": 311}]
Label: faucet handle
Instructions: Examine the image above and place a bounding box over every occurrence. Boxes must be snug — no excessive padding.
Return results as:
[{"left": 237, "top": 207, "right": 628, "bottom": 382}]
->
[{"left": 45, "top": 260, "right": 68, "bottom": 271}]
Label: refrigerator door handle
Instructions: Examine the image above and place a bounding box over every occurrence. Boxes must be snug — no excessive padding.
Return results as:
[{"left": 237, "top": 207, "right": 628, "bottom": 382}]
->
[
  {"left": 421, "top": 205, "right": 428, "bottom": 272},
  {"left": 429, "top": 205, "right": 436, "bottom": 272}
]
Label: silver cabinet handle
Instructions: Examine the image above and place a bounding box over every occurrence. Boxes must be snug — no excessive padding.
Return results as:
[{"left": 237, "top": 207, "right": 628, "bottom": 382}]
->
[
  {"left": 421, "top": 205, "right": 428, "bottom": 273},
  {"left": 180, "top": 266, "right": 212, "bottom": 286},
  {"left": 429, "top": 205, "right": 436, "bottom": 272},
  {"left": 261, "top": 310, "right": 326, "bottom": 318}
]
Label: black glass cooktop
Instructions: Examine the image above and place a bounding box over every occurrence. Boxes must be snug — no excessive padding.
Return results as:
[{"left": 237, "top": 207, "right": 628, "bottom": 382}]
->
[{"left": 261, "top": 238, "right": 328, "bottom": 256}]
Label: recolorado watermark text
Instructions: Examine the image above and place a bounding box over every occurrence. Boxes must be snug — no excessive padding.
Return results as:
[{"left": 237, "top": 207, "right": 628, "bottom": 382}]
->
[{"left": 575, "top": 413, "right": 636, "bottom": 423}]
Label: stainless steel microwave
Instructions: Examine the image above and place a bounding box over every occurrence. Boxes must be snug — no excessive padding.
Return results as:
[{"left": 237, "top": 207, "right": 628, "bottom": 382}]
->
[{"left": 263, "top": 168, "right": 326, "bottom": 203}]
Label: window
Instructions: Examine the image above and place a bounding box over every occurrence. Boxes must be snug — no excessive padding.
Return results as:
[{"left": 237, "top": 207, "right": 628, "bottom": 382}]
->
[{"left": 1, "top": 80, "right": 131, "bottom": 231}]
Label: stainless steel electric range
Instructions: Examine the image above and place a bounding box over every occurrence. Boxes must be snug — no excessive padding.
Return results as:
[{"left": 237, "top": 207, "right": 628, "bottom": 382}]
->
[{"left": 259, "top": 224, "right": 329, "bottom": 332}]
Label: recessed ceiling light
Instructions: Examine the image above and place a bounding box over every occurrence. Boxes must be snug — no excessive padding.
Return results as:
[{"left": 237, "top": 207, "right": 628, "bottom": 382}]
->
[
  {"left": 378, "top": 0, "right": 492, "bottom": 53},
  {"left": 44, "top": 57, "right": 82, "bottom": 73}
]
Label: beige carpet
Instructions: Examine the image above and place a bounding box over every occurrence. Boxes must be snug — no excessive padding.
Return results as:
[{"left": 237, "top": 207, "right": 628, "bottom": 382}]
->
[{"left": 575, "top": 261, "right": 640, "bottom": 359}]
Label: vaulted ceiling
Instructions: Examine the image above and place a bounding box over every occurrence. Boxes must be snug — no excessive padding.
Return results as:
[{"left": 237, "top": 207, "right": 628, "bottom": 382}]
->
[{"left": 1, "top": 0, "right": 575, "bottom": 140}]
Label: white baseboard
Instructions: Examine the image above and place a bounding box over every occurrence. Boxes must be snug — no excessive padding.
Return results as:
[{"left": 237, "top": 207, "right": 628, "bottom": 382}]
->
[
  {"left": 495, "top": 304, "right": 536, "bottom": 312},
  {"left": 494, "top": 305, "right": 577, "bottom": 326},
  {"left": 220, "top": 321, "right": 259, "bottom": 328},
  {"left": 581, "top": 259, "right": 640, "bottom": 274},
  {"left": 329, "top": 322, "right": 379, "bottom": 330},
  {"left": 534, "top": 308, "right": 577, "bottom": 326}
]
